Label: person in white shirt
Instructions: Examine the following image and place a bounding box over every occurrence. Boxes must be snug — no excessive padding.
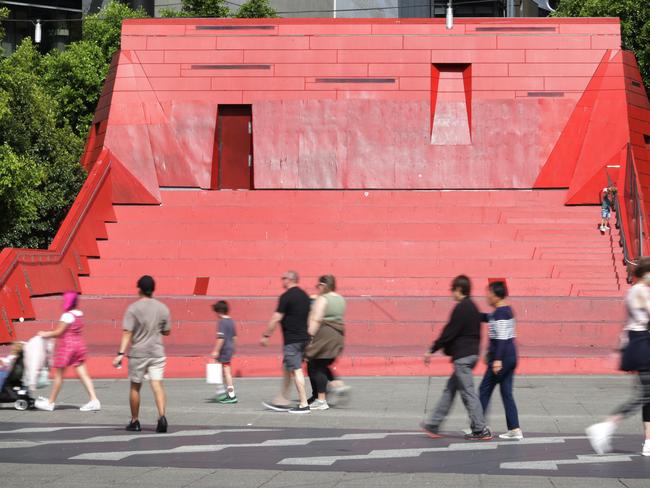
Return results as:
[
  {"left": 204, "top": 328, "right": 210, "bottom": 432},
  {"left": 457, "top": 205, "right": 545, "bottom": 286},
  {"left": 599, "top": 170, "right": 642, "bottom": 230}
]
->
[{"left": 586, "top": 258, "right": 650, "bottom": 456}]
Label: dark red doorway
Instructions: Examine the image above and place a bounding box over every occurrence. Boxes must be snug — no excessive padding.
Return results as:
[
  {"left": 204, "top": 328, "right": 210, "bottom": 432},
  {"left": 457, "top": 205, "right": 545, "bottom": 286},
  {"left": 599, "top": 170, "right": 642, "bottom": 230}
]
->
[{"left": 211, "top": 105, "right": 253, "bottom": 189}]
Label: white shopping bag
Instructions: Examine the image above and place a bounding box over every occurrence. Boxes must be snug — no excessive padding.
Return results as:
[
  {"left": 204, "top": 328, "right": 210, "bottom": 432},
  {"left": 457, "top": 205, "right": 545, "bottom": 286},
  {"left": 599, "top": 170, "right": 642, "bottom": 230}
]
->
[{"left": 206, "top": 363, "right": 223, "bottom": 384}]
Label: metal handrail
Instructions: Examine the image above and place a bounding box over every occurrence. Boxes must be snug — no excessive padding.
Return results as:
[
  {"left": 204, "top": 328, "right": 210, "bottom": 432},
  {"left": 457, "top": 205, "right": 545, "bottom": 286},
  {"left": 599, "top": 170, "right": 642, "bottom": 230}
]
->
[{"left": 608, "top": 143, "right": 647, "bottom": 282}]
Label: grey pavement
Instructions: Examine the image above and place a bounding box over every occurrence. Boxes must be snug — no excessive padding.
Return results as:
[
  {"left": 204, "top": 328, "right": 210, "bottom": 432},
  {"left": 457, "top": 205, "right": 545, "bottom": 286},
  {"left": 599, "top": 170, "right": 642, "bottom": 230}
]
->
[{"left": 0, "top": 375, "right": 648, "bottom": 487}]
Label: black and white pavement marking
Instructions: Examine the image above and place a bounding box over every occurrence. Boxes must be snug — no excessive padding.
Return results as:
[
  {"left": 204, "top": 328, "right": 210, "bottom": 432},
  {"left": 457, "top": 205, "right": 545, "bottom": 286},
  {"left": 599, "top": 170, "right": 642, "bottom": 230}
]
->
[{"left": 0, "top": 423, "right": 648, "bottom": 478}]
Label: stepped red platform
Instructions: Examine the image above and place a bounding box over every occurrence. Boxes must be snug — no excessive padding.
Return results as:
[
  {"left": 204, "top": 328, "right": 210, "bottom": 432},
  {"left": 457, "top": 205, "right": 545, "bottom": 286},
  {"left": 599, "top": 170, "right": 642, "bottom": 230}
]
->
[
  {"left": 2, "top": 18, "right": 647, "bottom": 378},
  {"left": 11, "top": 188, "right": 628, "bottom": 378}
]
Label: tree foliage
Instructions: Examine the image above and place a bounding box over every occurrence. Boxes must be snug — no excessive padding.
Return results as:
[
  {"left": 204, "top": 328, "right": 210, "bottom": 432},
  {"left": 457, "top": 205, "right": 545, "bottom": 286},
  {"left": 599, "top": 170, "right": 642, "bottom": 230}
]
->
[
  {"left": 161, "top": 0, "right": 279, "bottom": 18},
  {"left": 553, "top": 0, "right": 650, "bottom": 92},
  {"left": 42, "top": 41, "right": 109, "bottom": 135},
  {"left": 161, "top": 0, "right": 230, "bottom": 18},
  {"left": 0, "top": 7, "right": 8, "bottom": 51},
  {"left": 83, "top": 0, "right": 149, "bottom": 63},
  {"left": 235, "top": 0, "right": 278, "bottom": 18}
]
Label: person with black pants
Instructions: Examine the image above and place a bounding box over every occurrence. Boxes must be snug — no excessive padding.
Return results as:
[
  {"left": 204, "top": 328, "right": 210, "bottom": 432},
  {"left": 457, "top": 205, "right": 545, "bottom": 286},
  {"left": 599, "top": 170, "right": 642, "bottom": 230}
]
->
[
  {"left": 305, "top": 275, "right": 350, "bottom": 410},
  {"left": 587, "top": 259, "right": 650, "bottom": 455},
  {"left": 478, "top": 281, "right": 523, "bottom": 440}
]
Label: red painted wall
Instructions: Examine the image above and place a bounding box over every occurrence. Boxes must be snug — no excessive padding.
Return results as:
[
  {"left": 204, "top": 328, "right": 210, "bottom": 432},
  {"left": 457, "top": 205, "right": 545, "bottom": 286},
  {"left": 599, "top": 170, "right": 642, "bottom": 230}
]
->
[{"left": 81, "top": 18, "right": 632, "bottom": 200}]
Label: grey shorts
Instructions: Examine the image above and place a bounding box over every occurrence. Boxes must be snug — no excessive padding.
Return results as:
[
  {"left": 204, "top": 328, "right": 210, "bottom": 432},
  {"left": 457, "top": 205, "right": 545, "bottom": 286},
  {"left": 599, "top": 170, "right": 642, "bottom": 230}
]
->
[
  {"left": 128, "top": 356, "right": 166, "bottom": 383},
  {"left": 283, "top": 342, "right": 306, "bottom": 371}
]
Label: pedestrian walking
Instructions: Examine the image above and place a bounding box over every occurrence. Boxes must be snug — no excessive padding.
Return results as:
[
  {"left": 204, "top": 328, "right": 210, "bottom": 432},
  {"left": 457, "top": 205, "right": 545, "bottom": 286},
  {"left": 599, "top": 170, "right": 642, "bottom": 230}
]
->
[
  {"left": 210, "top": 300, "right": 237, "bottom": 404},
  {"left": 34, "top": 291, "right": 100, "bottom": 412},
  {"left": 422, "top": 275, "right": 492, "bottom": 440},
  {"left": 305, "top": 275, "right": 350, "bottom": 410},
  {"left": 586, "top": 258, "right": 650, "bottom": 456},
  {"left": 478, "top": 281, "right": 523, "bottom": 440},
  {"left": 113, "top": 275, "right": 171, "bottom": 433},
  {"left": 260, "top": 270, "right": 311, "bottom": 413}
]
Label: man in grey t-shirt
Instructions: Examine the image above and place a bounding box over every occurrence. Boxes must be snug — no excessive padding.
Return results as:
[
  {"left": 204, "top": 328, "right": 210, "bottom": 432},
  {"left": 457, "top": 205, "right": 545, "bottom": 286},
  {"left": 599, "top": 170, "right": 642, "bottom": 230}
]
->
[{"left": 113, "top": 275, "right": 171, "bottom": 433}]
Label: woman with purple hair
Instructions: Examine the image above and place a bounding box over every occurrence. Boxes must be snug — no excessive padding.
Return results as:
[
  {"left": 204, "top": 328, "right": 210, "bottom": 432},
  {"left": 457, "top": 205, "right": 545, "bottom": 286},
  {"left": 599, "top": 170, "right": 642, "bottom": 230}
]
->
[{"left": 35, "top": 291, "right": 100, "bottom": 412}]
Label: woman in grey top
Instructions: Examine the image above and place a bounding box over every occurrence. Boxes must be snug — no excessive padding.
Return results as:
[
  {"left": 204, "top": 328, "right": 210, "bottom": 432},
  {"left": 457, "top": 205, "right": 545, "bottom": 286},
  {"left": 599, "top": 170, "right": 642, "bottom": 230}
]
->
[{"left": 305, "top": 275, "right": 350, "bottom": 410}]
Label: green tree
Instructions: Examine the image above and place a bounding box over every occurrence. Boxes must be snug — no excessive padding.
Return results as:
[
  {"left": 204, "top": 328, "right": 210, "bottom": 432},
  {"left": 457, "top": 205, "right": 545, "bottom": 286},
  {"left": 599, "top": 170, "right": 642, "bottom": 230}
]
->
[
  {"left": 42, "top": 41, "right": 109, "bottom": 135},
  {"left": 161, "top": 0, "right": 230, "bottom": 18},
  {"left": 0, "top": 7, "right": 9, "bottom": 51},
  {"left": 235, "top": 0, "right": 278, "bottom": 18},
  {"left": 83, "top": 0, "right": 149, "bottom": 63},
  {"left": 0, "top": 145, "right": 45, "bottom": 249},
  {"left": 554, "top": 0, "right": 650, "bottom": 92}
]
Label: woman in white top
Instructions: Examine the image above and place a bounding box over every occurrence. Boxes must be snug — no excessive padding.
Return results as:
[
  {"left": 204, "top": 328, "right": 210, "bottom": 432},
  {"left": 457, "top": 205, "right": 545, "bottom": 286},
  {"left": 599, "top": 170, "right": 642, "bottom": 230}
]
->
[{"left": 586, "top": 259, "right": 650, "bottom": 456}]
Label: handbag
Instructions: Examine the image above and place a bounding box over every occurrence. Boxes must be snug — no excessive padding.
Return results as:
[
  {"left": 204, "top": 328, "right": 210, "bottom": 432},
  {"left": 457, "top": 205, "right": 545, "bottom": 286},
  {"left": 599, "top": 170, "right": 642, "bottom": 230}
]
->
[{"left": 206, "top": 362, "right": 223, "bottom": 384}]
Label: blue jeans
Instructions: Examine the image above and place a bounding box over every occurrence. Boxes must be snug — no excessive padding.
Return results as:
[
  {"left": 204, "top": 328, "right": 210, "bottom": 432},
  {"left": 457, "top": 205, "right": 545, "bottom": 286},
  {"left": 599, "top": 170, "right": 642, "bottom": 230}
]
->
[{"left": 479, "top": 355, "right": 520, "bottom": 430}]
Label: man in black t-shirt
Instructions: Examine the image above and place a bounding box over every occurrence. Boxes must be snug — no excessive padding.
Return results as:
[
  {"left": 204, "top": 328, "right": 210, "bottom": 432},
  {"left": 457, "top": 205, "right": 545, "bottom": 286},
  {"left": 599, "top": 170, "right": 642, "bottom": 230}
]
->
[{"left": 260, "top": 270, "right": 311, "bottom": 413}]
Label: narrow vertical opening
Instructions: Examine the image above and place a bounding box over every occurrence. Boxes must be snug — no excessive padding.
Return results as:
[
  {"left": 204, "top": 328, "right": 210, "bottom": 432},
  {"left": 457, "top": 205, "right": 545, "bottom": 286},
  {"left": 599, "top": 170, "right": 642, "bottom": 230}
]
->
[{"left": 431, "top": 63, "right": 472, "bottom": 146}]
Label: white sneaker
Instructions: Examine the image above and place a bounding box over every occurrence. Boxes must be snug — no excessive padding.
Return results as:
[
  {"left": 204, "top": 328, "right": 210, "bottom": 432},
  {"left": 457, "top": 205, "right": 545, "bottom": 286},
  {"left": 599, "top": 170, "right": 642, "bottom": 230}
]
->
[
  {"left": 80, "top": 399, "right": 101, "bottom": 412},
  {"left": 586, "top": 421, "right": 616, "bottom": 454},
  {"left": 642, "top": 440, "right": 650, "bottom": 456},
  {"left": 310, "top": 399, "right": 330, "bottom": 411},
  {"left": 34, "top": 397, "right": 55, "bottom": 412},
  {"left": 599, "top": 225, "right": 606, "bottom": 232},
  {"left": 499, "top": 429, "right": 524, "bottom": 440}
]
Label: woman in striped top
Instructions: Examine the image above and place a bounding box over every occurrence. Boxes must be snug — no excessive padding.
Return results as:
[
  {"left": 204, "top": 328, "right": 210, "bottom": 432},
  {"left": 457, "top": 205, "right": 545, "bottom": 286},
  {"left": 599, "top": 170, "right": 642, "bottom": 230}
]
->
[{"left": 478, "top": 281, "right": 523, "bottom": 440}]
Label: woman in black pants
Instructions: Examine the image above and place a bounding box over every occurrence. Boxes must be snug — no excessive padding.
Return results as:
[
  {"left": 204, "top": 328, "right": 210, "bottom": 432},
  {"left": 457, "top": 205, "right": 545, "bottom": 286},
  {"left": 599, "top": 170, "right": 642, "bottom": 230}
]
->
[{"left": 305, "top": 275, "right": 350, "bottom": 410}]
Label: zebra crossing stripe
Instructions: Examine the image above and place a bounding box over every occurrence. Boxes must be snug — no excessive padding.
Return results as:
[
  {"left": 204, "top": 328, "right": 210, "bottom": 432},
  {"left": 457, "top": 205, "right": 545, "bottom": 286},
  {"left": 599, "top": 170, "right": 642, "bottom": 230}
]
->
[
  {"left": 0, "top": 426, "right": 114, "bottom": 434},
  {"left": 500, "top": 454, "right": 638, "bottom": 471},
  {"left": 0, "top": 429, "right": 278, "bottom": 450},
  {"left": 69, "top": 432, "right": 423, "bottom": 461},
  {"left": 277, "top": 436, "right": 588, "bottom": 466}
]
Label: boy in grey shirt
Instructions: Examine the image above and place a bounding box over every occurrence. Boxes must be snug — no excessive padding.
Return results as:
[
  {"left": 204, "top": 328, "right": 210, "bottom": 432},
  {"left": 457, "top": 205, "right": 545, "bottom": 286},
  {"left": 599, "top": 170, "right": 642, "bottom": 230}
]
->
[
  {"left": 114, "top": 275, "right": 171, "bottom": 433},
  {"left": 210, "top": 300, "right": 237, "bottom": 403}
]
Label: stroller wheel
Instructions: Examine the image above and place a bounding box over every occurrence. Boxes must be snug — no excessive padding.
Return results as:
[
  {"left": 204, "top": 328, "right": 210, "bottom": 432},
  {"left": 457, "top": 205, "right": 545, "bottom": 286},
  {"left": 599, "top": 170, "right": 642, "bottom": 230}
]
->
[{"left": 14, "top": 399, "right": 29, "bottom": 411}]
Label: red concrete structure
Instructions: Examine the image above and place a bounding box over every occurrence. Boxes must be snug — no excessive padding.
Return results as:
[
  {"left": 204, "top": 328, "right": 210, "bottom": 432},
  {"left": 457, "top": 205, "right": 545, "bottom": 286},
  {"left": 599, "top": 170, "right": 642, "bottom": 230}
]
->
[
  {"left": 1, "top": 18, "right": 649, "bottom": 377},
  {"left": 83, "top": 17, "right": 641, "bottom": 200}
]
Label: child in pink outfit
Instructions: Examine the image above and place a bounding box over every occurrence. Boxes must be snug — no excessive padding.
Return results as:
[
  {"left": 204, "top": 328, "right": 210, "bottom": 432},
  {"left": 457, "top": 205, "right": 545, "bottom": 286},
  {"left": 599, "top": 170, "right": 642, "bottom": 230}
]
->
[{"left": 35, "top": 291, "right": 100, "bottom": 412}]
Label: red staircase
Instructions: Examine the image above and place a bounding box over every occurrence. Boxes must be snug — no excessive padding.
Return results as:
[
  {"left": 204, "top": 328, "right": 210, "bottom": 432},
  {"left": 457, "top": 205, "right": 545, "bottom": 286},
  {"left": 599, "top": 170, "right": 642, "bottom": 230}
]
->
[{"left": 14, "top": 188, "right": 628, "bottom": 377}]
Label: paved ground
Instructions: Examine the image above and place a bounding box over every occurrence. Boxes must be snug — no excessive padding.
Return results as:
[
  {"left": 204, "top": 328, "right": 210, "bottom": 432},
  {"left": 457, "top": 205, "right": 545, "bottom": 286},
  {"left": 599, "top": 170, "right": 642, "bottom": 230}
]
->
[{"left": 0, "top": 375, "right": 649, "bottom": 487}]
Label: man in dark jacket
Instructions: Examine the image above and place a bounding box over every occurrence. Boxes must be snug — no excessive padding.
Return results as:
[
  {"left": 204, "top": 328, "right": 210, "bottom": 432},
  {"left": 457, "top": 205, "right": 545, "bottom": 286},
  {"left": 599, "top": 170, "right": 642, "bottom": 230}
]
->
[{"left": 422, "top": 275, "right": 492, "bottom": 440}]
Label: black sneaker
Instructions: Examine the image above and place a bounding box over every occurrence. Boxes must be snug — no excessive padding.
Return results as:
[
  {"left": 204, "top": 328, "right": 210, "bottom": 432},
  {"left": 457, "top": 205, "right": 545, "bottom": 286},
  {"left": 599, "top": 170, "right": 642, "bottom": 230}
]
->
[
  {"left": 420, "top": 422, "right": 440, "bottom": 438},
  {"left": 156, "top": 415, "right": 168, "bottom": 433},
  {"left": 464, "top": 427, "right": 492, "bottom": 441},
  {"left": 126, "top": 419, "right": 141, "bottom": 432},
  {"left": 288, "top": 405, "right": 311, "bottom": 414},
  {"left": 307, "top": 396, "right": 316, "bottom": 405}
]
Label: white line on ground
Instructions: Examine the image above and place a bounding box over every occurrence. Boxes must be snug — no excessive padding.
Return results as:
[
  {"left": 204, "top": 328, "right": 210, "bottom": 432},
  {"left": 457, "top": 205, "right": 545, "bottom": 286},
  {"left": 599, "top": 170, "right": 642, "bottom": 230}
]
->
[
  {"left": 0, "top": 429, "right": 279, "bottom": 450},
  {"left": 69, "top": 432, "right": 424, "bottom": 461},
  {"left": 0, "top": 426, "right": 114, "bottom": 434},
  {"left": 500, "top": 454, "right": 638, "bottom": 471},
  {"left": 277, "top": 436, "right": 588, "bottom": 466}
]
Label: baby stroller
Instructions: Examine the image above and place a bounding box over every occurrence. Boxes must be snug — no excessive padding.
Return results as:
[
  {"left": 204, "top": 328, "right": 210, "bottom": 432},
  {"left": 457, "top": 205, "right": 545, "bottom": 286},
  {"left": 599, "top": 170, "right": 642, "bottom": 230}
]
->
[{"left": 0, "top": 348, "right": 34, "bottom": 410}]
